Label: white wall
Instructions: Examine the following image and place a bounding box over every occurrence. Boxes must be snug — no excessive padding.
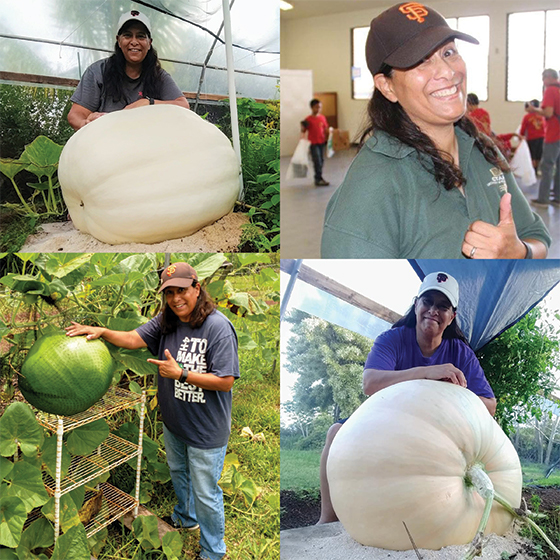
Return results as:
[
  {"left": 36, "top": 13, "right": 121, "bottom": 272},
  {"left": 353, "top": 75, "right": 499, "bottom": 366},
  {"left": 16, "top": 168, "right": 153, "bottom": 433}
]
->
[
  {"left": 281, "top": 0, "right": 559, "bottom": 141},
  {"left": 280, "top": 69, "right": 313, "bottom": 157}
]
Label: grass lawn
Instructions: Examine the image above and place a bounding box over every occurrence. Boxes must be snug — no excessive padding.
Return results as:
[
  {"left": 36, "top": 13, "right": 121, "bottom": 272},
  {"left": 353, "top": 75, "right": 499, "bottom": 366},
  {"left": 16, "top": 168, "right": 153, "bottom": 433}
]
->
[
  {"left": 280, "top": 449, "right": 321, "bottom": 493},
  {"left": 521, "top": 460, "right": 560, "bottom": 486}
]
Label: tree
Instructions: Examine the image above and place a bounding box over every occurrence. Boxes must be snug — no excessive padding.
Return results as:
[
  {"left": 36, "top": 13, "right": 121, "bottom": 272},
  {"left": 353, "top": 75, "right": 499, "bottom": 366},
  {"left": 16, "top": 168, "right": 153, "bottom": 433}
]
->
[
  {"left": 284, "top": 309, "right": 373, "bottom": 421},
  {"left": 476, "top": 308, "right": 560, "bottom": 435}
]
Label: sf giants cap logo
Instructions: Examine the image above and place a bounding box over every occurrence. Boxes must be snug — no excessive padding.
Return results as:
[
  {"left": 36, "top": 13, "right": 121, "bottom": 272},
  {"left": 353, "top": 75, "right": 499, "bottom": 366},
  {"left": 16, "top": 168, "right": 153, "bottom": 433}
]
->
[
  {"left": 437, "top": 273, "right": 448, "bottom": 283},
  {"left": 166, "top": 264, "right": 177, "bottom": 276},
  {"left": 399, "top": 2, "right": 429, "bottom": 23}
]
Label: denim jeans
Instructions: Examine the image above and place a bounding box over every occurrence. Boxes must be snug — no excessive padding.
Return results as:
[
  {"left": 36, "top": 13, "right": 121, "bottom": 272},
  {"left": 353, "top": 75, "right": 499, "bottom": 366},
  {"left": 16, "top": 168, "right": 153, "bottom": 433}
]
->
[
  {"left": 537, "top": 140, "right": 560, "bottom": 202},
  {"left": 163, "top": 424, "right": 228, "bottom": 560},
  {"left": 310, "top": 142, "right": 326, "bottom": 183}
]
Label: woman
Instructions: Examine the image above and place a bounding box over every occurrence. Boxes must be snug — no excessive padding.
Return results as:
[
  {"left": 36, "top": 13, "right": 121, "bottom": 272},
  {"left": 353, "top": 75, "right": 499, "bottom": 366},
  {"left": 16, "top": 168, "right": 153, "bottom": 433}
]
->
[
  {"left": 317, "top": 271, "right": 496, "bottom": 524},
  {"left": 66, "top": 262, "right": 238, "bottom": 560},
  {"left": 321, "top": 3, "right": 550, "bottom": 259},
  {"left": 68, "top": 10, "right": 190, "bottom": 131}
]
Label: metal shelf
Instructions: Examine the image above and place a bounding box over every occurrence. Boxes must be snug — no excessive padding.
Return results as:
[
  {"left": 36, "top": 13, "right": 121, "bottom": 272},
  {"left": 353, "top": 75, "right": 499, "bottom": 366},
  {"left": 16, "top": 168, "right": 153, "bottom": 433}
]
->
[
  {"left": 35, "top": 387, "right": 143, "bottom": 433},
  {"left": 29, "top": 386, "right": 146, "bottom": 545},
  {"left": 43, "top": 433, "right": 140, "bottom": 496}
]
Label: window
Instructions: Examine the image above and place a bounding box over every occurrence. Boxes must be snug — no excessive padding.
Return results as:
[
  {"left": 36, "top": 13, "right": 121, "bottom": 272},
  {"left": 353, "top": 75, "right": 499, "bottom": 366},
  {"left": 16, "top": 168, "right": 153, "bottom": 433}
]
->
[
  {"left": 507, "top": 10, "right": 560, "bottom": 102},
  {"left": 351, "top": 15, "right": 490, "bottom": 101}
]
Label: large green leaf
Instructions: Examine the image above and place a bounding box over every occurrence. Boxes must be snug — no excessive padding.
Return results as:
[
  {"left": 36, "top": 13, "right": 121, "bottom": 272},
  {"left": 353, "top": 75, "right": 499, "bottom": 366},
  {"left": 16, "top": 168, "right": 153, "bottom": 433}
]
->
[
  {"left": 0, "top": 402, "right": 44, "bottom": 457},
  {"left": 16, "top": 518, "right": 54, "bottom": 558},
  {"left": 87, "top": 527, "right": 108, "bottom": 556},
  {"left": 107, "top": 316, "right": 148, "bottom": 331},
  {"left": 50, "top": 523, "right": 90, "bottom": 560},
  {"left": 0, "top": 274, "right": 49, "bottom": 296},
  {"left": 19, "top": 136, "right": 63, "bottom": 180},
  {"left": 170, "top": 253, "right": 227, "bottom": 280},
  {"left": 116, "top": 254, "right": 159, "bottom": 276},
  {"left": 0, "top": 457, "right": 14, "bottom": 481},
  {"left": 3, "top": 462, "right": 49, "bottom": 511},
  {"left": 113, "top": 349, "right": 158, "bottom": 376},
  {"left": 236, "top": 331, "right": 257, "bottom": 351},
  {"left": 0, "top": 496, "right": 27, "bottom": 547},
  {"left": 162, "top": 531, "right": 183, "bottom": 560},
  {"left": 132, "top": 515, "right": 160, "bottom": 550},
  {"left": 40, "top": 254, "right": 92, "bottom": 280},
  {"left": 41, "top": 493, "right": 80, "bottom": 532},
  {"left": 0, "top": 158, "right": 27, "bottom": 181},
  {"left": 90, "top": 271, "right": 145, "bottom": 287},
  {"left": 235, "top": 254, "right": 271, "bottom": 266},
  {"left": 66, "top": 419, "right": 109, "bottom": 456},
  {"left": 41, "top": 435, "right": 71, "bottom": 479}
]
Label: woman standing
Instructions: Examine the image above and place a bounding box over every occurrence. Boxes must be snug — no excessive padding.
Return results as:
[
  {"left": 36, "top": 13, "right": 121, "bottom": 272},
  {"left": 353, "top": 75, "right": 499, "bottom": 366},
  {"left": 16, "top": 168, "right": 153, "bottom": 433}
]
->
[
  {"left": 322, "top": 3, "right": 550, "bottom": 259},
  {"left": 66, "top": 262, "right": 238, "bottom": 560},
  {"left": 316, "top": 272, "right": 496, "bottom": 524},
  {"left": 68, "top": 10, "right": 189, "bottom": 130}
]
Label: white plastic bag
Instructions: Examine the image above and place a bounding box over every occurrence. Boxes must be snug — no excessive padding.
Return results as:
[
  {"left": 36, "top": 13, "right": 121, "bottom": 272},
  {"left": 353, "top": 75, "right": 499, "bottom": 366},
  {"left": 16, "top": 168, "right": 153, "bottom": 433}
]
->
[
  {"left": 510, "top": 138, "right": 536, "bottom": 188},
  {"left": 286, "top": 138, "right": 311, "bottom": 181},
  {"left": 327, "top": 127, "right": 335, "bottom": 158}
]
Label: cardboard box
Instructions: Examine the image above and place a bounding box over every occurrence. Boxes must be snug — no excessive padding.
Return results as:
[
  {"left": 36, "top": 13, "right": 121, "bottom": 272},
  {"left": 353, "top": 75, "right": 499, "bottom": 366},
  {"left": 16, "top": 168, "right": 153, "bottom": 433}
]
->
[{"left": 332, "top": 129, "right": 350, "bottom": 151}]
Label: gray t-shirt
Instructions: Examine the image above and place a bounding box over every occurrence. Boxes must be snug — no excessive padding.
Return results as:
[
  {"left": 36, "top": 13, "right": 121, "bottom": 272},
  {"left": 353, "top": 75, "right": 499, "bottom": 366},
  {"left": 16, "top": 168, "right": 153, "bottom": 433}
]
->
[
  {"left": 70, "top": 58, "right": 184, "bottom": 113},
  {"left": 136, "top": 310, "right": 240, "bottom": 449}
]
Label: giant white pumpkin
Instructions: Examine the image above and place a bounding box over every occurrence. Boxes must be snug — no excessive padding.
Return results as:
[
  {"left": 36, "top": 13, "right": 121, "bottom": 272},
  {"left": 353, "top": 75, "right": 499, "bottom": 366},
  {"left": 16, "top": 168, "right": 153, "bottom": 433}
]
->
[
  {"left": 58, "top": 105, "right": 240, "bottom": 244},
  {"left": 327, "top": 379, "right": 522, "bottom": 550}
]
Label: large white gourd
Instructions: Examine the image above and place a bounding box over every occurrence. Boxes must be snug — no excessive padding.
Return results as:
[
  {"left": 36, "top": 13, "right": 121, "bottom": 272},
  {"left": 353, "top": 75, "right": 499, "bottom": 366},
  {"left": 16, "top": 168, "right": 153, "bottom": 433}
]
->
[
  {"left": 58, "top": 105, "right": 240, "bottom": 244},
  {"left": 327, "top": 379, "right": 522, "bottom": 550}
]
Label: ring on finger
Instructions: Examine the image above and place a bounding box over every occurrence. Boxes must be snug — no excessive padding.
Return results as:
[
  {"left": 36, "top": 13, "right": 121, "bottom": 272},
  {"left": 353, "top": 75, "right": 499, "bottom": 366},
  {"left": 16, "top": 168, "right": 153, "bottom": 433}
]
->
[{"left": 469, "top": 246, "right": 477, "bottom": 258}]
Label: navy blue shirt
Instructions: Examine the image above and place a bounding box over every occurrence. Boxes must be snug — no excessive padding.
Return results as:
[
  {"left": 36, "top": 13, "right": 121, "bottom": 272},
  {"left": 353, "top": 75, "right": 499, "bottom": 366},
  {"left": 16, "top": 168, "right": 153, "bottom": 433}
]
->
[{"left": 136, "top": 310, "right": 240, "bottom": 448}]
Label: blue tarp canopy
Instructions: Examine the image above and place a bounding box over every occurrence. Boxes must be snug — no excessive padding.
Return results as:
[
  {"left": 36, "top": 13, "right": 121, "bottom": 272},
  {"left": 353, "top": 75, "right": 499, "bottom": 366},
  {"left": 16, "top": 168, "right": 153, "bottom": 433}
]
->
[{"left": 281, "top": 259, "right": 560, "bottom": 351}]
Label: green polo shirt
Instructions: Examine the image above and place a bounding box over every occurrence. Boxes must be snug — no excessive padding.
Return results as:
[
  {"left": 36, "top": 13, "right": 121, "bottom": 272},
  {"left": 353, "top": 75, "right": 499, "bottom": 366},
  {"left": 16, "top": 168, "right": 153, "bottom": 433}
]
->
[{"left": 321, "top": 127, "right": 551, "bottom": 258}]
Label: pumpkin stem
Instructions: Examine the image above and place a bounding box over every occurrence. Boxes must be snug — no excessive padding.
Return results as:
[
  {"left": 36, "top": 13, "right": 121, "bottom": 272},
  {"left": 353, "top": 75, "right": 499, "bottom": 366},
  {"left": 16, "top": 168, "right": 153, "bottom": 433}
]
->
[{"left": 462, "top": 464, "right": 494, "bottom": 560}]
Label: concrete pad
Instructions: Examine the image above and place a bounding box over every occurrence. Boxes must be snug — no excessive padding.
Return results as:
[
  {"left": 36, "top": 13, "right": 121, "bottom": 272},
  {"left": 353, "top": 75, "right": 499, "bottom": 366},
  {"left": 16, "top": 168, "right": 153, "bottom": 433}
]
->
[{"left": 280, "top": 522, "right": 532, "bottom": 560}]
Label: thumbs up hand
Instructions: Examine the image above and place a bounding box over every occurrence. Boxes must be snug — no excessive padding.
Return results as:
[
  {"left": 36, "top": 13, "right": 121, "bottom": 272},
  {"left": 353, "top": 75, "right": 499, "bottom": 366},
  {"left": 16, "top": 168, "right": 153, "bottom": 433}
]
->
[{"left": 462, "top": 193, "right": 526, "bottom": 258}]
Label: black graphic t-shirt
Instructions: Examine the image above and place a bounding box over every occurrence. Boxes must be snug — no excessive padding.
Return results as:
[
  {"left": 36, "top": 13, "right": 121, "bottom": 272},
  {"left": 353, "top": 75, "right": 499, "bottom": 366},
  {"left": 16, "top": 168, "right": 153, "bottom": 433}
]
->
[{"left": 136, "top": 310, "right": 239, "bottom": 448}]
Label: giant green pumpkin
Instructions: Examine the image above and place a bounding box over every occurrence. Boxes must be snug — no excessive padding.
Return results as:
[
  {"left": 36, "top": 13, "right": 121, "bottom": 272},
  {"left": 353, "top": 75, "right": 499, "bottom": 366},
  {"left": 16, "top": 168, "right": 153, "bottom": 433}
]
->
[{"left": 19, "top": 334, "right": 115, "bottom": 416}]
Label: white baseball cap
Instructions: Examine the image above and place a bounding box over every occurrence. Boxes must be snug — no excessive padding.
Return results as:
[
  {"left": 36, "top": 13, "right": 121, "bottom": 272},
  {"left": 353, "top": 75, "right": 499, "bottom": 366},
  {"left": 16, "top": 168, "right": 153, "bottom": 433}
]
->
[
  {"left": 417, "top": 272, "right": 459, "bottom": 308},
  {"left": 117, "top": 10, "right": 152, "bottom": 36}
]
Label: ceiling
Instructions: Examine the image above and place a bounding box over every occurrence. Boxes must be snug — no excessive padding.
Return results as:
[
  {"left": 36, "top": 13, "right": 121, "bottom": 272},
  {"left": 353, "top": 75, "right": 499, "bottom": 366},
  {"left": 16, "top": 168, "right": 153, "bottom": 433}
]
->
[{"left": 281, "top": 0, "right": 392, "bottom": 20}]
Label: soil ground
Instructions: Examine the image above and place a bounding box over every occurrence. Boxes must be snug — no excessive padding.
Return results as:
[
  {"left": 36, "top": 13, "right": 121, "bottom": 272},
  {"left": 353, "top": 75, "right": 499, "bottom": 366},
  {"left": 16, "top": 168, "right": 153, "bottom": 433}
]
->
[{"left": 280, "top": 486, "right": 560, "bottom": 559}]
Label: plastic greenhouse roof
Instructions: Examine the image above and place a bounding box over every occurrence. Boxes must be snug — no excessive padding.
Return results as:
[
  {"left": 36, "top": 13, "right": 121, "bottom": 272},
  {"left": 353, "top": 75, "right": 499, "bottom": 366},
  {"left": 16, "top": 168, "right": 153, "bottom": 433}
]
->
[{"left": 0, "top": 0, "right": 279, "bottom": 99}]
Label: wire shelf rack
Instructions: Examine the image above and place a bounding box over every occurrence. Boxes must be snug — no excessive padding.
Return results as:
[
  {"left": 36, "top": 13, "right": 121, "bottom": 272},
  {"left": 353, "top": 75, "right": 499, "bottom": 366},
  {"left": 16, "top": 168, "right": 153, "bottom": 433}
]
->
[
  {"left": 35, "top": 387, "right": 143, "bottom": 432},
  {"left": 43, "top": 433, "right": 140, "bottom": 495},
  {"left": 24, "top": 482, "right": 137, "bottom": 540}
]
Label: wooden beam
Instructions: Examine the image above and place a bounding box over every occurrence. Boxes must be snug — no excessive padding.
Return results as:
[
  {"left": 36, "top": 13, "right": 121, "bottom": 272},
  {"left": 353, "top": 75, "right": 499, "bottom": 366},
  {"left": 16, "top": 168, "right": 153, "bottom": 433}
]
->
[
  {"left": 281, "top": 260, "right": 401, "bottom": 325},
  {"left": 121, "top": 505, "right": 177, "bottom": 540}
]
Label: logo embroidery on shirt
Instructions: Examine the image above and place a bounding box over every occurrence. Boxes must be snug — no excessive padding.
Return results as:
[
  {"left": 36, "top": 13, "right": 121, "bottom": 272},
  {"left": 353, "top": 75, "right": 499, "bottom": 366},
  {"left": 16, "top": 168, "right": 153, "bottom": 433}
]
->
[
  {"left": 166, "top": 264, "right": 177, "bottom": 276},
  {"left": 399, "top": 3, "right": 429, "bottom": 23},
  {"left": 487, "top": 167, "right": 508, "bottom": 193}
]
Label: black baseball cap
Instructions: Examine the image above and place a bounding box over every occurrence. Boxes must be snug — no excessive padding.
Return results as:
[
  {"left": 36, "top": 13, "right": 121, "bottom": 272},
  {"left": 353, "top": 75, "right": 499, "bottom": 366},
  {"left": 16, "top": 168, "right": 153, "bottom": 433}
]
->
[{"left": 366, "top": 3, "right": 479, "bottom": 76}]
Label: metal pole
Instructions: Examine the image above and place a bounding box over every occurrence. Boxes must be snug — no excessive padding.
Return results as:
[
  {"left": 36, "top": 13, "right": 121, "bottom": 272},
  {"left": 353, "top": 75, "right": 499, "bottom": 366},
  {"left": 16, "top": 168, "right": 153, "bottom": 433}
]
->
[
  {"left": 280, "top": 259, "right": 303, "bottom": 321},
  {"left": 54, "top": 417, "right": 64, "bottom": 542},
  {"left": 221, "top": 0, "right": 244, "bottom": 201}
]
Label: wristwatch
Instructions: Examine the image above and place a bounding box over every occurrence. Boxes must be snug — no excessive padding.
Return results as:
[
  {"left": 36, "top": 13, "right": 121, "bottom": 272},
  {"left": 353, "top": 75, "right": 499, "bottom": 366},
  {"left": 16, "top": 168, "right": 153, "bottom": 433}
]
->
[
  {"left": 144, "top": 96, "right": 154, "bottom": 105},
  {"left": 179, "top": 368, "right": 189, "bottom": 383}
]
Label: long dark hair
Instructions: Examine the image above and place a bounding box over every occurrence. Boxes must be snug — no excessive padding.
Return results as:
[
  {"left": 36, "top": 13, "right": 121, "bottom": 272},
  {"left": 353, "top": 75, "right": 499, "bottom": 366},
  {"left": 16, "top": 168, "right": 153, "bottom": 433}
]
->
[
  {"left": 103, "top": 40, "right": 164, "bottom": 104},
  {"left": 160, "top": 281, "right": 217, "bottom": 334},
  {"left": 392, "top": 297, "right": 469, "bottom": 345},
  {"left": 359, "top": 66, "right": 509, "bottom": 192}
]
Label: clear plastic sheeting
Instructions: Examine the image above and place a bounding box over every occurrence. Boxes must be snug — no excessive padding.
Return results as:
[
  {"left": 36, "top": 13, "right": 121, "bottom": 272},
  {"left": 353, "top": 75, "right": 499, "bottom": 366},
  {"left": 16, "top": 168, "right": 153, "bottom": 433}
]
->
[
  {"left": 0, "top": 0, "right": 279, "bottom": 99},
  {"left": 280, "top": 271, "right": 391, "bottom": 342},
  {"left": 410, "top": 260, "right": 560, "bottom": 351}
]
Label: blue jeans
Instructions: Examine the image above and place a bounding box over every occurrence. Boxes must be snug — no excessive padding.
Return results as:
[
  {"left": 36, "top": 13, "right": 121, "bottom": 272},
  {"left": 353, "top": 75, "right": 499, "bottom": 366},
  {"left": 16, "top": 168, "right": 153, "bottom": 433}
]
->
[
  {"left": 537, "top": 140, "right": 560, "bottom": 202},
  {"left": 310, "top": 142, "right": 326, "bottom": 183},
  {"left": 163, "top": 424, "right": 228, "bottom": 560}
]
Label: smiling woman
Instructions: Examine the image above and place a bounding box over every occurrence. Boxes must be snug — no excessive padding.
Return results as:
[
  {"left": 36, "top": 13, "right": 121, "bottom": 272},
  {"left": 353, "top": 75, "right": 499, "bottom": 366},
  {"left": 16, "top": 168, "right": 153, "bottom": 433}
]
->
[
  {"left": 67, "top": 10, "right": 190, "bottom": 131},
  {"left": 321, "top": 2, "right": 551, "bottom": 260}
]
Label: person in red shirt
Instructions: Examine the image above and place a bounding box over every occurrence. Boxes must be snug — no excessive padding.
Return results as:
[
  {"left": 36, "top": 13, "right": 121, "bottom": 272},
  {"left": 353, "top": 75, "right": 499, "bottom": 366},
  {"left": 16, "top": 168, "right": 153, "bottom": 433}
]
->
[
  {"left": 520, "top": 99, "right": 546, "bottom": 171},
  {"left": 530, "top": 69, "right": 560, "bottom": 207},
  {"left": 466, "top": 93, "right": 492, "bottom": 137},
  {"left": 304, "top": 99, "right": 330, "bottom": 186}
]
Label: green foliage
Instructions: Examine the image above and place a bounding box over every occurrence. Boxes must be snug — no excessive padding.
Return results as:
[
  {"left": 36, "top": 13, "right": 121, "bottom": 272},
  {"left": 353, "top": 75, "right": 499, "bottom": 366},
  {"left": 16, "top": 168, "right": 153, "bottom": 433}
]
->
[
  {"left": 0, "top": 85, "right": 73, "bottom": 160},
  {"left": 284, "top": 309, "right": 373, "bottom": 427},
  {"left": 279, "top": 449, "right": 321, "bottom": 493},
  {"left": 66, "top": 419, "right": 110, "bottom": 456},
  {"left": 0, "top": 402, "right": 44, "bottom": 457},
  {"left": 476, "top": 308, "right": 560, "bottom": 434},
  {"left": 132, "top": 515, "right": 160, "bottom": 551}
]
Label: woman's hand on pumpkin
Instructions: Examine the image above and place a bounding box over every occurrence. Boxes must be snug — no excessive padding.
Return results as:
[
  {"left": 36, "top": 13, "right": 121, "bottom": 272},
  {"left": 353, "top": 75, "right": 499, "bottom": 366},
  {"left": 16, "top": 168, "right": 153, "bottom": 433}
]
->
[
  {"left": 422, "top": 364, "right": 467, "bottom": 388},
  {"left": 462, "top": 193, "right": 526, "bottom": 259},
  {"left": 65, "top": 321, "right": 104, "bottom": 340},
  {"left": 85, "top": 112, "right": 107, "bottom": 125},
  {"left": 147, "top": 349, "right": 182, "bottom": 380},
  {"left": 124, "top": 99, "right": 151, "bottom": 110}
]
